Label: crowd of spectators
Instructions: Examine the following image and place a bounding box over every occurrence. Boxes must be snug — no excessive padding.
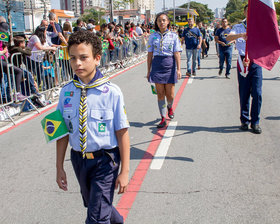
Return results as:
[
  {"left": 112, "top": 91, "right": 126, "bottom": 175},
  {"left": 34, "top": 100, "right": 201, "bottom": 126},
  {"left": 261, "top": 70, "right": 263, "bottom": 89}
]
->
[{"left": 1, "top": 12, "right": 219, "bottom": 111}]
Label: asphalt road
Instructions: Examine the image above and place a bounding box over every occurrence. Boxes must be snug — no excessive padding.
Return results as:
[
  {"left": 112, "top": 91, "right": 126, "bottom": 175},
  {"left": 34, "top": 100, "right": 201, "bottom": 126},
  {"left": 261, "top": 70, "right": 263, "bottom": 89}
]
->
[{"left": 1, "top": 43, "right": 280, "bottom": 224}]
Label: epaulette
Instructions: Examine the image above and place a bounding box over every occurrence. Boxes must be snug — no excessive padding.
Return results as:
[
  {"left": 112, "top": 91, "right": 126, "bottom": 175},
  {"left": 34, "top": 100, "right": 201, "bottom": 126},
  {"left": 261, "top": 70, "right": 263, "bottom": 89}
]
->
[{"left": 62, "top": 80, "right": 74, "bottom": 89}]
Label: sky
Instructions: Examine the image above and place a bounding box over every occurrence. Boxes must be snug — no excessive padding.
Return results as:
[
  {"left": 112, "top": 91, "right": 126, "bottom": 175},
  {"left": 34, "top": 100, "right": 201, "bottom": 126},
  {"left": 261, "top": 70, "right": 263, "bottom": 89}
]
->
[{"left": 155, "top": 0, "right": 228, "bottom": 13}]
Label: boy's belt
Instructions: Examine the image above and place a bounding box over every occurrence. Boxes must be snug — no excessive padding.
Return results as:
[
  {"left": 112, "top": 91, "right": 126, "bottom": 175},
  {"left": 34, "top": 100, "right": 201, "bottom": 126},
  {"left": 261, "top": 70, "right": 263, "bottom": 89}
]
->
[{"left": 72, "top": 147, "right": 118, "bottom": 159}]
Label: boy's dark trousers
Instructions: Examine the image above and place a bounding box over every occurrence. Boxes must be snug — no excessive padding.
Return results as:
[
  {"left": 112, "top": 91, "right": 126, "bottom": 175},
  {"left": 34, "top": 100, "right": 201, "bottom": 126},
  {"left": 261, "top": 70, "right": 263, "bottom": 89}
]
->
[
  {"left": 71, "top": 148, "right": 123, "bottom": 224},
  {"left": 237, "top": 62, "right": 262, "bottom": 125}
]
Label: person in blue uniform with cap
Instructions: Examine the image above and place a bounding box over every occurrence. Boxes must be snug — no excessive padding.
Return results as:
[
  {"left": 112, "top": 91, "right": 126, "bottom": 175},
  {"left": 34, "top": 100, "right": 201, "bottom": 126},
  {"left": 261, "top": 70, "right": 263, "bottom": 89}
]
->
[
  {"left": 56, "top": 31, "right": 130, "bottom": 224},
  {"left": 226, "top": 4, "right": 262, "bottom": 134},
  {"left": 147, "top": 12, "right": 182, "bottom": 128}
]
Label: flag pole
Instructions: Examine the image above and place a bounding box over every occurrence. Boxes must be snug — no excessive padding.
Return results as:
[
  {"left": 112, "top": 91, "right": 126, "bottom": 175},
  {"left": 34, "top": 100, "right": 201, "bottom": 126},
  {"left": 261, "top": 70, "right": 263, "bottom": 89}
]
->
[{"left": 244, "top": 0, "right": 252, "bottom": 73}]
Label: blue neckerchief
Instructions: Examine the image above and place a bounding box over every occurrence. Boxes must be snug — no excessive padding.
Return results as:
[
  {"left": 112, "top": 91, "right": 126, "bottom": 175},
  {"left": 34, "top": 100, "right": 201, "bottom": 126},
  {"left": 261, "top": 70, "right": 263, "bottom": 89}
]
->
[{"left": 73, "top": 68, "right": 109, "bottom": 89}]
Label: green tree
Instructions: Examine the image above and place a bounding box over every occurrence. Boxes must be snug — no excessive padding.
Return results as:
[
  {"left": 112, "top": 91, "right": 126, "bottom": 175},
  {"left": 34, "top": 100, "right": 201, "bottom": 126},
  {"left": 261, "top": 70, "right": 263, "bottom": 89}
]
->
[
  {"left": 113, "top": 0, "right": 134, "bottom": 10},
  {"left": 80, "top": 8, "right": 106, "bottom": 25},
  {"left": 180, "top": 1, "right": 214, "bottom": 24},
  {"left": 275, "top": 1, "right": 280, "bottom": 23},
  {"left": 224, "top": 0, "right": 247, "bottom": 24}
]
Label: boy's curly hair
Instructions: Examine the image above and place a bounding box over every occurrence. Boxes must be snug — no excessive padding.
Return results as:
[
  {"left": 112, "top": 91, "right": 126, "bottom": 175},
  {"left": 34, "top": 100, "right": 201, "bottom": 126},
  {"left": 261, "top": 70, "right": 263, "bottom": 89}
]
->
[{"left": 67, "top": 31, "right": 102, "bottom": 57}]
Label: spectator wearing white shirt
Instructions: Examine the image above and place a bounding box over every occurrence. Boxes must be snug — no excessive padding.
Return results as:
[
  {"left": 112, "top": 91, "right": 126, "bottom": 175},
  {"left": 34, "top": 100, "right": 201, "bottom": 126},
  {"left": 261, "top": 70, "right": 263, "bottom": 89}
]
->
[{"left": 135, "top": 23, "right": 143, "bottom": 36}]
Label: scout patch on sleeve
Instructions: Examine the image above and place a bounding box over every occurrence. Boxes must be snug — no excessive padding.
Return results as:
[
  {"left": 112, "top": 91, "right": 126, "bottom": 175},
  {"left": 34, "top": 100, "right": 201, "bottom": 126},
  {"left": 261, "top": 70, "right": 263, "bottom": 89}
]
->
[{"left": 98, "top": 123, "right": 106, "bottom": 132}]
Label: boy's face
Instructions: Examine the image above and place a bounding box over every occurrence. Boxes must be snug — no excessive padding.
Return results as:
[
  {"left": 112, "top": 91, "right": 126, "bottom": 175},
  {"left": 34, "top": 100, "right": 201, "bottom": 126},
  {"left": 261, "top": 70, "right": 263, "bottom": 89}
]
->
[
  {"left": 19, "top": 41, "right": 25, "bottom": 48},
  {"left": 69, "top": 43, "right": 101, "bottom": 84}
]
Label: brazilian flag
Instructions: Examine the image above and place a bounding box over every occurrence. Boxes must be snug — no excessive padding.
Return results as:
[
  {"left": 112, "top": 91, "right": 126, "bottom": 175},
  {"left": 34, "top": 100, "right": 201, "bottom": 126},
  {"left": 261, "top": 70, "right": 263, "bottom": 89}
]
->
[
  {"left": 58, "top": 49, "right": 64, "bottom": 59},
  {"left": 151, "top": 85, "right": 157, "bottom": 95},
  {"left": 0, "top": 32, "right": 9, "bottom": 42},
  {"left": 124, "top": 36, "right": 129, "bottom": 42},
  {"left": 41, "top": 110, "right": 69, "bottom": 143}
]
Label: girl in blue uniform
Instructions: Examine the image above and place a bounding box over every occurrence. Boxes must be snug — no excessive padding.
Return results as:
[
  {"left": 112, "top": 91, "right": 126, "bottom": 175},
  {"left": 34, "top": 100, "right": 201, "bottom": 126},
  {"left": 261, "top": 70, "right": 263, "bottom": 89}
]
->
[{"left": 147, "top": 13, "right": 182, "bottom": 128}]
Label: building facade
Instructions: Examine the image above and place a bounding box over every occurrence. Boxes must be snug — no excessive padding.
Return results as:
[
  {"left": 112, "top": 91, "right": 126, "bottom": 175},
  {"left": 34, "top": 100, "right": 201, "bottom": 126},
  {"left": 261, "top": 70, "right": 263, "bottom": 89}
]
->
[
  {"left": 61, "top": 0, "right": 103, "bottom": 16},
  {"left": 24, "top": 0, "right": 51, "bottom": 32},
  {"left": 0, "top": 0, "right": 25, "bottom": 33},
  {"left": 130, "top": 0, "right": 155, "bottom": 14},
  {"left": 214, "top": 8, "right": 225, "bottom": 19}
]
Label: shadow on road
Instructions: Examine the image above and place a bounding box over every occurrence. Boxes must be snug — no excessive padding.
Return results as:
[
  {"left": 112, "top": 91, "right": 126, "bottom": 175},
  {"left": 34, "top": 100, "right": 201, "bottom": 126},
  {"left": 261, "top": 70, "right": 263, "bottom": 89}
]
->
[
  {"left": 263, "top": 77, "right": 280, "bottom": 81},
  {"left": 130, "top": 146, "right": 194, "bottom": 162},
  {"left": 174, "top": 125, "right": 242, "bottom": 135},
  {"left": 130, "top": 119, "right": 161, "bottom": 128},
  {"left": 265, "top": 116, "right": 280, "bottom": 120},
  {"left": 194, "top": 76, "right": 222, "bottom": 80}
]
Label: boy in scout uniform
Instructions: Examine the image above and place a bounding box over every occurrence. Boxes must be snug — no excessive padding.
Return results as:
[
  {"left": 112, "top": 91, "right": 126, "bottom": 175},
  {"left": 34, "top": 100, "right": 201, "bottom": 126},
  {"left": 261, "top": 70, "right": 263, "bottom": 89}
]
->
[{"left": 56, "top": 31, "right": 130, "bottom": 224}]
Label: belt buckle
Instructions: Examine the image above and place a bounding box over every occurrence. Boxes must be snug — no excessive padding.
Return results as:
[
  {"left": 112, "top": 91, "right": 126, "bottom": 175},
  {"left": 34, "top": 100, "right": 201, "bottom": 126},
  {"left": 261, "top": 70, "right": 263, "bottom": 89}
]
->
[{"left": 85, "top": 152, "right": 94, "bottom": 159}]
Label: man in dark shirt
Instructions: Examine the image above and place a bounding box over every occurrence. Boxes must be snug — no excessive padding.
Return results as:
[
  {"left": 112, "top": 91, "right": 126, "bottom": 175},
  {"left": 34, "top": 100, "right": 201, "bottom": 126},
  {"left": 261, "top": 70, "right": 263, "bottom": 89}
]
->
[
  {"left": 73, "top": 19, "right": 84, "bottom": 32},
  {"left": 215, "top": 18, "right": 234, "bottom": 78},
  {"left": 182, "top": 18, "right": 202, "bottom": 76},
  {"left": 47, "top": 13, "right": 67, "bottom": 45}
]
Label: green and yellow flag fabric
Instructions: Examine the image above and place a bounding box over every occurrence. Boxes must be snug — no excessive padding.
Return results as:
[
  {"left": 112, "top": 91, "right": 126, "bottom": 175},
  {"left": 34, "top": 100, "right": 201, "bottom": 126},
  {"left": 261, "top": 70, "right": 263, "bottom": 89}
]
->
[
  {"left": 58, "top": 49, "right": 64, "bottom": 59},
  {"left": 151, "top": 85, "right": 157, "bottom": 95},
  {"left": 0, "top": 32, "right": 9, "bottom": 42},
  {"left": 41, "top": 110, "right": 69, "bottom": 143}
]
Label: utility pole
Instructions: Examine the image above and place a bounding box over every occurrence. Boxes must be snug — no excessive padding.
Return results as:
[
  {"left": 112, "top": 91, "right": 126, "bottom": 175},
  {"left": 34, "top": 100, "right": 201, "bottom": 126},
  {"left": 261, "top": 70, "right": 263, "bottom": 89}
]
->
[
  {"left": 30, "top": 0, "right": 35, "bottom": 32},
  {"left": 163, "top": 0, "right": 165, "bottom": 11},
  {"left": 173, "top": 0, "right": 175, "bottom": 25},
  {"left": 41, "top": 0, "right": 47, "bottom": 19},
  {"left": 187, "top": 0, "right": 190, "bottom": 19},
  {"left": 109, "top": 0, "right": 113, "bottom": 22}
]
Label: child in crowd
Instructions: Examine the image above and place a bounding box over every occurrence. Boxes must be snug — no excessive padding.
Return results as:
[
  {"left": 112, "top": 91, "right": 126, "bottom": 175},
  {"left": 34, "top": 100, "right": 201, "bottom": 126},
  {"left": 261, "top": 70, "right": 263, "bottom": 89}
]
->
[
  {"left": 42, "top": 52, "right": 55, "bottom": 90},
  {"left": 56, "top": 31, "right": 130, "bottom": 224},
  {"left": 9, "top": 36, "right": 40, "bottom": 96},
  {"left": 0, "top": 22, "right": 26, "bottom": 101}
]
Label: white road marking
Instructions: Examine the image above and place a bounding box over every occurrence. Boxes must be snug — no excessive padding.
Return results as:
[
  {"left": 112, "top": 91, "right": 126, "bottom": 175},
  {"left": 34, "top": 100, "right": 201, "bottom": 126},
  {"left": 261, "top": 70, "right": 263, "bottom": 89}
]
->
[
  {"left": 150, "top": 121, "right": 178, "bottom": 170},
  {"left": 188, "top": 76, "right": 194, "bottom": 84}
]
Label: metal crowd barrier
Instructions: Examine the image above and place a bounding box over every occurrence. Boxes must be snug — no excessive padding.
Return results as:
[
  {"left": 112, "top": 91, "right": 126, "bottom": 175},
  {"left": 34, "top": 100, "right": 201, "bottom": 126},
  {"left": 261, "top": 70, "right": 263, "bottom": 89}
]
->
[
  {"left": 0, "top": 53, "right": 40, "bottom": 124},
  {"left": 99, "top": 36, "right": 148, "bottom": 74},
  {"left": 0, "top": 35, "right": 148, "bottom": 124}
]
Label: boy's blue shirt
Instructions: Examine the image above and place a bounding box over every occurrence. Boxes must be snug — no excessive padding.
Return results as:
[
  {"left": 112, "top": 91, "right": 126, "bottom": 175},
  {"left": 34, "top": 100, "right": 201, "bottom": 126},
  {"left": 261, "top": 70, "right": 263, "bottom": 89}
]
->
[{"left": 57, "top": 68, "right": 130, "bottom": 152}]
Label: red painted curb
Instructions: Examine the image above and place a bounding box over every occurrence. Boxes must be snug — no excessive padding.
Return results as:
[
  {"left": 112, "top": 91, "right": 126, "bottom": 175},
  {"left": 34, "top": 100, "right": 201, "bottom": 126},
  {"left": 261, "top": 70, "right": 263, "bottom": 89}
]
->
[
  {"left": 116, "top": 76, "right": 190, "bottom": 220},
  {"left": 0, "top": 103, "right": 58, "bottom": 136}
]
